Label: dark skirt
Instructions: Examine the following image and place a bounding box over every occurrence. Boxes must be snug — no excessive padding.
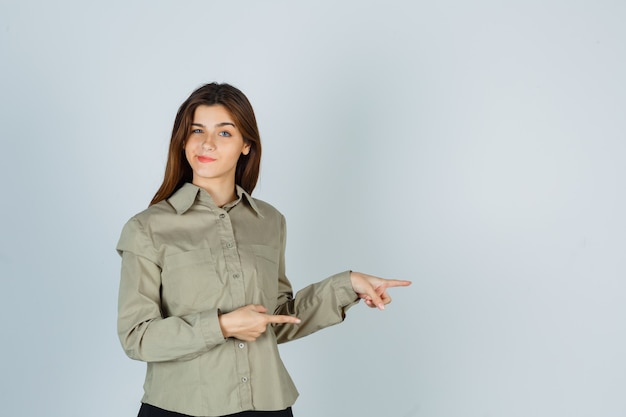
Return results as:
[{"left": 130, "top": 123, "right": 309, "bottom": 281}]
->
[{"left": 138, "top": 403, "right": 294, "bottom": 417}]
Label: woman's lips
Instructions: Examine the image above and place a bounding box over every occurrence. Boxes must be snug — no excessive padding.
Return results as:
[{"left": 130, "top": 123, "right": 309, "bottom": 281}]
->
[{"left": 198, "top": 156, "right": 216, "bottom": 163}]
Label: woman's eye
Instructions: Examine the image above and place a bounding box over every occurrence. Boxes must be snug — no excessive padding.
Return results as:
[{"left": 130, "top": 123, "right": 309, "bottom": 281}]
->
[
  {"left": 219, "top": 131, "right": 232, "bottom": 137},
  {"left": 191, "top": 128, "right": 203, "bottom": 134}
]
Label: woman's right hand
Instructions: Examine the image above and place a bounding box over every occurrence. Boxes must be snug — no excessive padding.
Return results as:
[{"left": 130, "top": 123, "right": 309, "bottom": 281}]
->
[{"left": 218, "top": 304, "right": 301, "bottom": 342}]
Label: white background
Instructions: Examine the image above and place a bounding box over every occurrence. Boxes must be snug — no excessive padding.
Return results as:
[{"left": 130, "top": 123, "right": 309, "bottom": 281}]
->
[{"left": 1, "top": 1, "right": 625, "bottom": 416}]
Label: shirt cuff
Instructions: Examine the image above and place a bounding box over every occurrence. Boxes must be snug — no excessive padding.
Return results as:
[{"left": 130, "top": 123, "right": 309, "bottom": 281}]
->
[
  {"left": 330, "top": 270, "right": 360, "bottom": 307},
  {"left": 199, "top": 308, "right": 228, "bottom": 348}
]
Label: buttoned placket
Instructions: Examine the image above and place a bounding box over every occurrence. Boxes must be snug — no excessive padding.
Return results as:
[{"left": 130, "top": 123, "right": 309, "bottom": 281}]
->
[{"left": 215, "top": 207, "right": 253, "bottom": 409}]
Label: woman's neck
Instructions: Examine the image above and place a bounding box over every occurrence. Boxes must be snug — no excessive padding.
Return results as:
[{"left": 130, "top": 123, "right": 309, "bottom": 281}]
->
[{"left": 193, "top": 178, "right": 237, "bottom": 207}]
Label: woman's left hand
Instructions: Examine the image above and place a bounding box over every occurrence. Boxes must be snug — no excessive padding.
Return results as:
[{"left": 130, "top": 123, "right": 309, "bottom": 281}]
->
[{"left": 350, "top": 271, "right": 412, "bottom": 310}]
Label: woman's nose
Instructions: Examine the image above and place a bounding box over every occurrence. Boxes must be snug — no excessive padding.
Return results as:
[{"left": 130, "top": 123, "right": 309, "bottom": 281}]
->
[{"left": 202, "top": 135, "right": 215, "bottom": 150}]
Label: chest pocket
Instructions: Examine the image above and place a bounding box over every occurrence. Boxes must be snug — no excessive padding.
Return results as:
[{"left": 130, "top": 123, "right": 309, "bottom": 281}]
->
[
  {"left": 161, "top": 248, "right": 223, "bottom": 314},
  {"left": 251, "top": 245, "right": 280, "bottom": 301}
]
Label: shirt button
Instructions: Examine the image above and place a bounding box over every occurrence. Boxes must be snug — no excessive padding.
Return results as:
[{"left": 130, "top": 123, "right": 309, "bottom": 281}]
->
[
  {"left": 219, "top": 213, "right": 226, "bottom": 219},
  {"left": 241, "top": 377, "right": 248, "bottom": 383},
  {"left": 238, "top": 342, "right": 245, "bottom": 349},
  {"left": 226, "top": 242, "right": 234, "bottom": 248},
  {"left": 233, "top": 273, "right": 240, "bottom": 279}
]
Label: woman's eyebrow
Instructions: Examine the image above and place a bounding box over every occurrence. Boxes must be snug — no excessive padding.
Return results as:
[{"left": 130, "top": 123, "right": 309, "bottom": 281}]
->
[{"left": 191, "top": 122, "right": 236, "bottom": 128}]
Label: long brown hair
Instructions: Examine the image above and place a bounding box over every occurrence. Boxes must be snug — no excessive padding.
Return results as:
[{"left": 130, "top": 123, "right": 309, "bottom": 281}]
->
[{"left": 150, "top": 83, "right": 262, "bottom": 206}]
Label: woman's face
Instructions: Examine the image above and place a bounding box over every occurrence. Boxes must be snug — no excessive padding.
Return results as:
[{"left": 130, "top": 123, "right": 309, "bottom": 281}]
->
[{"left": 185, "top": 104, "right": 250, "bottom": 189}]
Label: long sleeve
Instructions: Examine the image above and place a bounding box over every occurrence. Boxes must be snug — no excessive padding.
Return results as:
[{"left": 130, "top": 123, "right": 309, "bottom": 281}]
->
[
  {"left": 272, "top": 215, "right": 359, "bottom": 343},
  {"left": 116, "top": 218, "right": 227, "bottom": 362}
]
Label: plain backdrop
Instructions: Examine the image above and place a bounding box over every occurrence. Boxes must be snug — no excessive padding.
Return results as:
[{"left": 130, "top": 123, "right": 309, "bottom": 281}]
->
[{"left": 1, "top": 1, "right": 625, "bottom": 416}]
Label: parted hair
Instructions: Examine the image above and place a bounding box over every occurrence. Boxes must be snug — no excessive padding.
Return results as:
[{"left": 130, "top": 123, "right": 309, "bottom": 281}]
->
[{"left": 150, "top": 83, "right": 262, "bottom": 206}]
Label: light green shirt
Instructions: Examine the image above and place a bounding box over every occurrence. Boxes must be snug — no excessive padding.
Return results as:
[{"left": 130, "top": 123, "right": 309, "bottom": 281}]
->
[{"left": 117, "top": 183, "right": 359, "bottom": 417}]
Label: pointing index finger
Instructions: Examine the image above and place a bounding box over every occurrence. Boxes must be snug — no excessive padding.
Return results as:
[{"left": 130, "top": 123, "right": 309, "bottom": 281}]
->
[
  {"left": 384, "top": 279, "right": 412, "bottom": 288},
  {"left": 267, "top": 315, "right": 301, "bottom": 325}
]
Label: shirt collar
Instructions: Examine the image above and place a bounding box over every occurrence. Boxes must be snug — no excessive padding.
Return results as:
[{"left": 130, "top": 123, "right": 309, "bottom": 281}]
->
[{"left": 167, "top": 183, "right": 263, "bottom": 217}]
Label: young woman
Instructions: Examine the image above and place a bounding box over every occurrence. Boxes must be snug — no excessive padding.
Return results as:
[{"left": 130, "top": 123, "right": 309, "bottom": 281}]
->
[{"left": 117, "top": 83, "right": 411, "bottom": 417}]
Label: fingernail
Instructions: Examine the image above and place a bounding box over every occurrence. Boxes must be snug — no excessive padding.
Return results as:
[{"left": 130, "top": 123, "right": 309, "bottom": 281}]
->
[
  {"left": 295, "top": 319, "right": 301, "bottom": 324},
  {"left": 378, "top": 304, "right": 385, "bottom": 310}
]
